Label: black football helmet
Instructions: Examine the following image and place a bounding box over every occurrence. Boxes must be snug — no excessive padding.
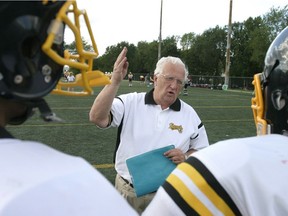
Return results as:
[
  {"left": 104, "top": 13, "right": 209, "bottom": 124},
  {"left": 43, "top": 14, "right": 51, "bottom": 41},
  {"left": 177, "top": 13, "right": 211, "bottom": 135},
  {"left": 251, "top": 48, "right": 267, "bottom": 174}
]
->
[
  {"left": 0, "top": 1, "right": 66, "bottom": 99},
  {"left": 0, "top": 1, "right": 109, "bottom": 124},
  {"left": 252, "top": 26, "right": 288, "bottom": 135}
]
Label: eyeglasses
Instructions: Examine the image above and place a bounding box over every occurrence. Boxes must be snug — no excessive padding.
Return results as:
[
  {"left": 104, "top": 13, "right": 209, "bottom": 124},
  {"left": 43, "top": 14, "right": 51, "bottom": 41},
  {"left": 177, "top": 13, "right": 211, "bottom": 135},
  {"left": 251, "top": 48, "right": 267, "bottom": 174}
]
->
[{"left": 159, "top": 74, "right": 184, "bottom": 86}]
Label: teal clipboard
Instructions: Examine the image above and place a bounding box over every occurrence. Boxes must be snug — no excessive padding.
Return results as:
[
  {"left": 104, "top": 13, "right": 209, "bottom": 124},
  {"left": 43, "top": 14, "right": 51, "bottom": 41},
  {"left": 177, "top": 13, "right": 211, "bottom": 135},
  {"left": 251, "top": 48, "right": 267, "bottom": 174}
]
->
[{"left": 126, "top": 145, "right": 176, "bottom": 197}]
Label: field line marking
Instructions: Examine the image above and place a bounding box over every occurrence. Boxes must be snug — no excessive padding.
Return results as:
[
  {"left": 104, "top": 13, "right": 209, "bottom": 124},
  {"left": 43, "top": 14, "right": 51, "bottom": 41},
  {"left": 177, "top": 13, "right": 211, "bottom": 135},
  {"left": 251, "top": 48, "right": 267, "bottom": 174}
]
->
[
  {"left": 7, "top": 123, "right": 94, "bottom": 127},
  {"left": 194, "top": 106, "right": 250, "bottom": 108},
  {"left": 93, "top": 164, "right": 114, "bottom": 169},
  {"left": 204, "top": 119, "right": 252, "bottom": 123},
  {"left": 7, "top": 119, "right": 253, "bottom": 128}
]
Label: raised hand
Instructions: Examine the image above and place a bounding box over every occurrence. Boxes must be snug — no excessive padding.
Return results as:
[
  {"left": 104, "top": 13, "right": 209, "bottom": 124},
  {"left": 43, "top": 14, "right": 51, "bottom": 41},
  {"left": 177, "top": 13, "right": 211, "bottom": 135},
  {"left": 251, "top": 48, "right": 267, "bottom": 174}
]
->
[{"left": 111, "top": 47, "right": 129, "bottom": 85}]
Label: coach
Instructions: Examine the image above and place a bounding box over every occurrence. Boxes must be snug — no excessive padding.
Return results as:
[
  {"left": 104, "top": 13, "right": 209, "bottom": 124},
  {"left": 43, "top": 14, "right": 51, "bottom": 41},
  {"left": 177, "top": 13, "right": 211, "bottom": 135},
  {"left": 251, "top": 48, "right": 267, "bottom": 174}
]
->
[{"left": 89, "top": 47, "right": 209, "bottom": 213}]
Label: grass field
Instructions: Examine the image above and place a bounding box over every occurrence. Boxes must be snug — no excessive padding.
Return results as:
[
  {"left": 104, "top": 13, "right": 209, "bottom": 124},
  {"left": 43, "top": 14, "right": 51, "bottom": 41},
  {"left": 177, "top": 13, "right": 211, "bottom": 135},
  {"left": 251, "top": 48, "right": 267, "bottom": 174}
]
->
[{"left": 7, "top": 80, "right": 256, "bottom": 183}]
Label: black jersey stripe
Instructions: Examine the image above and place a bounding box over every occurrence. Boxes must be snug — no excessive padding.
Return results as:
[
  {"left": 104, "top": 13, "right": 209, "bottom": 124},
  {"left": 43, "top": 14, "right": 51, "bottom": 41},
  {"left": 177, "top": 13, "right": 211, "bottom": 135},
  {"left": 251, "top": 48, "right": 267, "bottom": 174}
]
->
[
  {"left": 186, "top": 157, "right": 242, "bottom": 215},
  {"left": 113, "top": 97, "right": 124, "bottom": 163},
  {"left": 191, "top": 123, "right": 204, "bottom": 139},
  {"left": 191, "top": 133, "right": 199, "bottom": 140},
  {"left": 198, "top": 122, "right": 203, "bottom": 129},
  {"left": 163, "top": 181, "right": 200, "bottom": 215}
]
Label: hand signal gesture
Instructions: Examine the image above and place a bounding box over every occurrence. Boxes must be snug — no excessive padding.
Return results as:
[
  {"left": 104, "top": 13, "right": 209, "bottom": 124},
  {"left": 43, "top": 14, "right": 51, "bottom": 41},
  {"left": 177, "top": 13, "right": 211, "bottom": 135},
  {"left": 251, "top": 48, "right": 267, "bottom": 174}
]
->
[{"left": 111, "top": 47, "right": 129, "bottom": 85}]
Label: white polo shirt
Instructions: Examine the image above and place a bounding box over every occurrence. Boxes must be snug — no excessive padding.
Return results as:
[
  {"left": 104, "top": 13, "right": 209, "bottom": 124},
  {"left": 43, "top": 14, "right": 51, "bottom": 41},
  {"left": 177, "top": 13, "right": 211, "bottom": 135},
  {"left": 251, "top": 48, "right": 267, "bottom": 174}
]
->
[{"left": 110, "top": 89, "right": 209, "bottom": 181}]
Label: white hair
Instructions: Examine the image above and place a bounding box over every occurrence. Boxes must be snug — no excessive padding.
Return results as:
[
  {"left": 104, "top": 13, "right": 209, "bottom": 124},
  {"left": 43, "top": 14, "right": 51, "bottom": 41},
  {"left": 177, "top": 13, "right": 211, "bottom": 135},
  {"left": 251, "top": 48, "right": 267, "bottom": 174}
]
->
[{"left": 154, "top": 56, "right": 189, "bottom": 81}]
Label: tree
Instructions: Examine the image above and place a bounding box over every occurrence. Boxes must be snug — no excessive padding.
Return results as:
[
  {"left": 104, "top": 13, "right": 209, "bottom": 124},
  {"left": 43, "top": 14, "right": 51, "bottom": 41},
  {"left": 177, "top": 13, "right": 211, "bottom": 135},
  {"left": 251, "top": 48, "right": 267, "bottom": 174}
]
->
[
  {"left": 64, "top": 37, "right": 94, "bottom": 54},
  {"left": 161, "top": 36, "right": 180, "bottom": 57},
  {"left": 180, "top": 32, "right": 196, "bottom": 51},
  {"left": 95, "top": 42, "right": 137, "bottom": 73},
  {"left": 136, "top": 41, "right": 158, "bottom": 74},
  {"left": 184, "top": 26, "right": 226, "bottom": 76},
  {"left": 91, "top": 4, "right": 288, "bottom": 81},
  {"left": 263, "top": 5, "right": 288, "bottom": 41},
  {"left": 230, "top": 18, "right": 267, "bottom": 77}
]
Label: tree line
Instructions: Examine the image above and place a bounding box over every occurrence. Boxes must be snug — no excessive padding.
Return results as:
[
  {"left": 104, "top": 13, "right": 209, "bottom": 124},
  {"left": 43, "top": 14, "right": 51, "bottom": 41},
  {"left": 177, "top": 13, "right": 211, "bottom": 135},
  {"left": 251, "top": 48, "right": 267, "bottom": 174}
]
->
[{"left": 65, "top": 5, "right": 288, "bottom": 78}]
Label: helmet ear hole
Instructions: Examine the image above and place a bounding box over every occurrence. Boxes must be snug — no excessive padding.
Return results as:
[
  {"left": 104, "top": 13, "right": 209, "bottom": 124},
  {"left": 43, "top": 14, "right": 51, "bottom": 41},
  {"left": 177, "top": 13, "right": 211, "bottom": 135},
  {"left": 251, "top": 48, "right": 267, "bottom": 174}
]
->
[{"left": 22, "top": 36, "right": 40, "bottom": 59}]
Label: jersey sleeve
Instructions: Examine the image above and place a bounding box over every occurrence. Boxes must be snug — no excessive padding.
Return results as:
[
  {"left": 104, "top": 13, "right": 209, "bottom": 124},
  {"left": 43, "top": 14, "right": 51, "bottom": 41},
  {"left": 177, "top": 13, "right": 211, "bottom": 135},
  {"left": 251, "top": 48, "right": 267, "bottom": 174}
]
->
[
  {"left": 143, "top": 156, "right": 241, "bottom": 216},
  {"left": 190, "top": 123, "right": 209, "bottom": 150}
]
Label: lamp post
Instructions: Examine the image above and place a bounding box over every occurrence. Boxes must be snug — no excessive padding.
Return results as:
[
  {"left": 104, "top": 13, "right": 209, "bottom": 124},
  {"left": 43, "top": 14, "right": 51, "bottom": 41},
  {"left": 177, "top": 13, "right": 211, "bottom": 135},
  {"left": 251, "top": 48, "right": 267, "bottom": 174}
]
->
[
  {"left": 158, "top": 0, "right": 163, "bottom": 61},
  {"left": 224, "top": 0, "right": 233, "bottom": 89}
]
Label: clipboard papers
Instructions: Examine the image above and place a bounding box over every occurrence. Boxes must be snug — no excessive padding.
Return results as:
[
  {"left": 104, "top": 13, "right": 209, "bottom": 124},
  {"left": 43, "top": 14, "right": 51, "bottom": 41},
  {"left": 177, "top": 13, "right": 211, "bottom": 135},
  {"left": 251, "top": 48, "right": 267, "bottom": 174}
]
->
[{"left": 126, "top": 145, "right": 176, "bottom": 197}]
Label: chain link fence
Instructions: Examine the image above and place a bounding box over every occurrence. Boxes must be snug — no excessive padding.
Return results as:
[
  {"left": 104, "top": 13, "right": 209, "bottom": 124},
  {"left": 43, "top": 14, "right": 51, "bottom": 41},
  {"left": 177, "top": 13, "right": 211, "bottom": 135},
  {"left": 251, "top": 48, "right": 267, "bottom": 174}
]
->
[
  {"left": 188, "top": 75, "right": 254, "bottom": 90},
  {"left": 130, "top": 73, "right": 254, "bottom": 90}
]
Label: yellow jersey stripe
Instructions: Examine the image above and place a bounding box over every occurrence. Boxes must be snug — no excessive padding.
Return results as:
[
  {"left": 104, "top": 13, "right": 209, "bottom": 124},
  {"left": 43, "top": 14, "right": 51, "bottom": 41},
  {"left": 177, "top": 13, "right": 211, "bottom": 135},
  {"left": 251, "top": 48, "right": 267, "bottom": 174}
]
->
[
  {"left": 167, "top": 173, "right": 213, "bottom": 215},
  {"left": 178, "top": 162, "right": 235, "bottom": 215}
]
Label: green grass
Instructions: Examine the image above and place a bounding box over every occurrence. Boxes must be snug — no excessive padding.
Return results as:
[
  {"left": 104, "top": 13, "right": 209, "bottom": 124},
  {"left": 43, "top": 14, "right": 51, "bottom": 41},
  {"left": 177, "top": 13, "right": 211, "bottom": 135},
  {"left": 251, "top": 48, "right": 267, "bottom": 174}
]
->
[{"left": 7, "top": 80, "right": 256, "bottom": 183}]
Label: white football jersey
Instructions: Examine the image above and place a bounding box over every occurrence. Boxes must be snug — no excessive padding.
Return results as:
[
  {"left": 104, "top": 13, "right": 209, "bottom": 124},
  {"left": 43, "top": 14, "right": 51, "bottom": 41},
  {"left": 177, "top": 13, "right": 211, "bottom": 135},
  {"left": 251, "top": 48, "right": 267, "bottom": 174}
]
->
[
  {"left": 144, "top": 134, "right": 288, "bottom": 216},
  {"left": 0, "top": 138, "right": 137, "bottom": 216}
]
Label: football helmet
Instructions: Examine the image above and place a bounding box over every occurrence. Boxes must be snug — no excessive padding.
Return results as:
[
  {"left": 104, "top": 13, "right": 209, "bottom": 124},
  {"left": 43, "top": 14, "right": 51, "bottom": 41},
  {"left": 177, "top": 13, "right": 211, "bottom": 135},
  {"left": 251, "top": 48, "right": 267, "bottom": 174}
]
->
[
  {"left": 63, "top": 65, "right": 70, "bottom": 73},
  {"left": 252, "top": 26, "right": 288, "bottom": 135},
  {"left": 0, "top": 0, "right": 110, "bottom": 123}
]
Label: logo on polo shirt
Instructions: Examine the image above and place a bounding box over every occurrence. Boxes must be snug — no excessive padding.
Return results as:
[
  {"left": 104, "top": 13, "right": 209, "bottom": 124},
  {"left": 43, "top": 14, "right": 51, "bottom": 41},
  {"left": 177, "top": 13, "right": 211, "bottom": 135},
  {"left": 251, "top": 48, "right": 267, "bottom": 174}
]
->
[{"left": 169, "top": 123, "right": 183, "bottom": 133}]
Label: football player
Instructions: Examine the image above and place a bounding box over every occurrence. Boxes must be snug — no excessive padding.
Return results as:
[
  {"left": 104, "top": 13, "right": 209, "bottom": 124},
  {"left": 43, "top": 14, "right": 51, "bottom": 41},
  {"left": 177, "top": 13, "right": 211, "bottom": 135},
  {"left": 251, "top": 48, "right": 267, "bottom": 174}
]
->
[
  {"left": 0, "top": 1, "right": 136, "bottom": 215},
  {"left": 143, "top": 26, "right": 288, "bottom": 215}
]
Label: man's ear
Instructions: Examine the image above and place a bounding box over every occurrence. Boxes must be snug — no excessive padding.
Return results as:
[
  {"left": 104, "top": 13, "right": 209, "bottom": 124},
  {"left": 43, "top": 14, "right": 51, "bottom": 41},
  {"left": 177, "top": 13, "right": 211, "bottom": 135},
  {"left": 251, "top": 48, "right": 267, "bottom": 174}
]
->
[{"left": 153, "top": 75, "right": 156, "bottom": 86}]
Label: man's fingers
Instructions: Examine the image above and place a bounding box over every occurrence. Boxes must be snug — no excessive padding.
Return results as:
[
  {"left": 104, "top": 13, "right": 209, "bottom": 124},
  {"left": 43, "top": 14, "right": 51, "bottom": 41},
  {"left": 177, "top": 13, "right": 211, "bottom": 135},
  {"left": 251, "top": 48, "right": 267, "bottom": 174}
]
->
[{"left": 114, "top": 47, "right": 127, "bottom": 67}]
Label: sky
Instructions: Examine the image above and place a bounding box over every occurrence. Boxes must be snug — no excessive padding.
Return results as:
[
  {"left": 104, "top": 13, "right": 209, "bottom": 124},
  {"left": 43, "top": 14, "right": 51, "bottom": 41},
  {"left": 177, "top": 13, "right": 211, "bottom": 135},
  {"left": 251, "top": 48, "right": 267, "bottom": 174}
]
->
[{"left": 64, "top": 0, "right": 287, "bottom": 56}]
